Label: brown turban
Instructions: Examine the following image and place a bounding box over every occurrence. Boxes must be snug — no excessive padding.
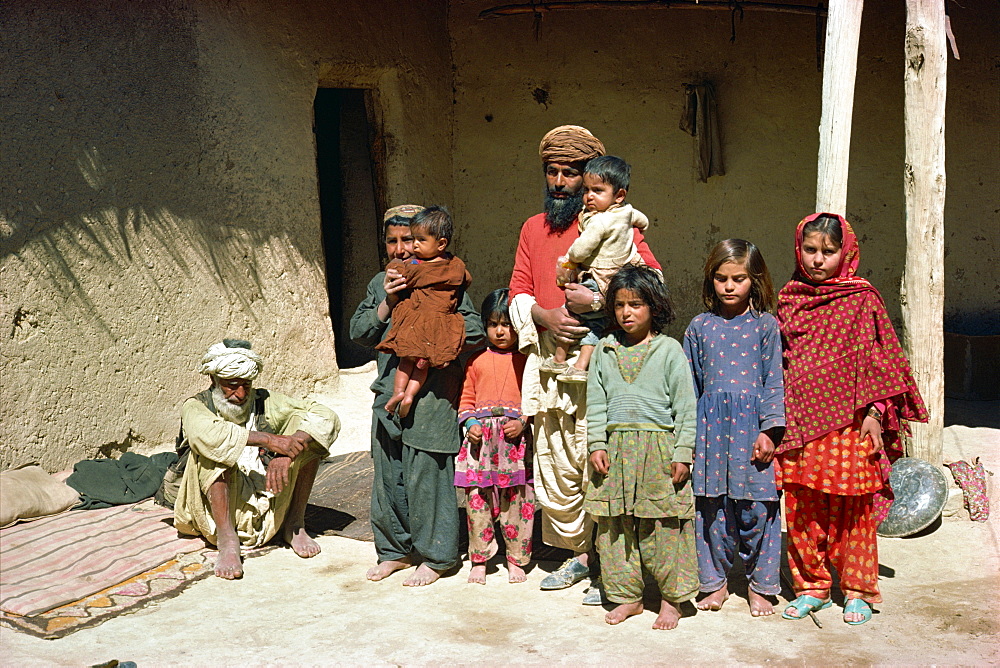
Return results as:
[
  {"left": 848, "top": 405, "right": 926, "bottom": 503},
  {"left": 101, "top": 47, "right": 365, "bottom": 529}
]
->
[{"left": 538, "top": 125, "right": 606, "bottom": 165}]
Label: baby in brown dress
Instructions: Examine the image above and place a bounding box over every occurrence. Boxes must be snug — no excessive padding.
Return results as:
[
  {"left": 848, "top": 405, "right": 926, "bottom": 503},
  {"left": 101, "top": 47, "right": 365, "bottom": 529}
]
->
[{"left": 376, "top": 206, "right": 471, "bottom": 418}]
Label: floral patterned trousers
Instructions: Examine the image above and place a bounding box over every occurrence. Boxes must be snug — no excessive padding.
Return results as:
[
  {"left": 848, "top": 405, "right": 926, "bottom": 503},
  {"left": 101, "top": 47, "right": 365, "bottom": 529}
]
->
[
  {"left": 465, "top": 485, "right": 535, "bottom": 566},
  {"left": 784, "top": 484, "right": 881, "bottom": 603}
]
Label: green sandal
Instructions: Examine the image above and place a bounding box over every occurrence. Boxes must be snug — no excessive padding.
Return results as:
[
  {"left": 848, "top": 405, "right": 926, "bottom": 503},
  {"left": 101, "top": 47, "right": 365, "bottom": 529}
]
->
[
  {"left": 781, "top": 595, "right": 832, "bottom": 620},
  {"left": 844, "top": 598, "right": 873, "bottom": 625}
]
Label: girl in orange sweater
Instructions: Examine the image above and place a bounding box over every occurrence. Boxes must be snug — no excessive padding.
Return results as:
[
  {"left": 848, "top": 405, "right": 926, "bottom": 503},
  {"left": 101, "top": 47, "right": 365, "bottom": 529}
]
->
[{"left": 456, "top": 288, "right": 535, "bottom": 584}]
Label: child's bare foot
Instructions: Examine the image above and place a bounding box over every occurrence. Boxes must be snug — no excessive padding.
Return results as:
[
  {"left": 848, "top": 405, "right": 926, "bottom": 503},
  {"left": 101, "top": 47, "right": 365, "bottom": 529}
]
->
[
  {"left": 748, "top": 590, "right": 775, "bottom": 617},
  {"left": 696, "top": 583, "right": 730, "bottom": 611},
  {"left": 653, "top": 600, "right": 683, "bottom": 630},
  {"left": 214, "top": 539, "right": 243, "bottom": 579},
  {"left": 397, "top": 395, "right": 414, "bottom": 419},
  {"left": 385, "top": 393, "right": 405, "bottom": 415},
  {"left": 468, "top": 564, "right": 487, "bottom": 584},
  {"left": 507, "top": 561, "right": 527, "bottom": 583},
  {"left": 605, "top": 601, "right": 643, "bottom": 625},
  {"left": 366, "top": 557, "right": 413, "bottom": 581},
  {"left": 284, "top": 525, "right": 321, "bottom": 558},
  {"left": 403, "top": 563, "right": 442, "bottom": 586}
]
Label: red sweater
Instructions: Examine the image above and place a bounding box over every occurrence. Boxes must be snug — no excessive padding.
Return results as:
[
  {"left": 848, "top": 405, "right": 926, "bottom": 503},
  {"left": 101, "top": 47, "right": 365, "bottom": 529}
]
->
[{"left": 509, "top": 212, "right": 660, "bottom": 309}]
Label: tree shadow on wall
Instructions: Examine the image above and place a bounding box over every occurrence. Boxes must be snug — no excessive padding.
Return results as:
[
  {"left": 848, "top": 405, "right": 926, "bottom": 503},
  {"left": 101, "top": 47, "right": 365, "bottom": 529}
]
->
[{"left": 0, "top": 1, "right": 324, "bottom": 338}]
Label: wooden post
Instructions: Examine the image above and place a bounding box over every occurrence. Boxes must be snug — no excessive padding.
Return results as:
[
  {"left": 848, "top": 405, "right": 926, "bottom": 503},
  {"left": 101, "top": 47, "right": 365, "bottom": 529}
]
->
[
  {"left": 815, "top": 0, "right": 864, "bottom": 214},
  {"left": 901, "top": 0, "right": 947, "bottom": 465}
]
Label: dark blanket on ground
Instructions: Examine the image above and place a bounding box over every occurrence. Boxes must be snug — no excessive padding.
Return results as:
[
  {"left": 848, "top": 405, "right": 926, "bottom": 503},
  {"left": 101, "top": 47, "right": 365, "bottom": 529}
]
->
[
  {"left": 305, "top": 451, "right": 572, "bottom": 562},
  {"left": 66, "top": 452, "right": 178, "bottom": 509}
]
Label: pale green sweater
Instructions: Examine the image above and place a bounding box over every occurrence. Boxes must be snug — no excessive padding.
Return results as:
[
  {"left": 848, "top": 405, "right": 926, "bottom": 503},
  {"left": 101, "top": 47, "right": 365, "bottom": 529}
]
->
[{"left": 586, "top": 332, "right": 697, "bottom": 464}]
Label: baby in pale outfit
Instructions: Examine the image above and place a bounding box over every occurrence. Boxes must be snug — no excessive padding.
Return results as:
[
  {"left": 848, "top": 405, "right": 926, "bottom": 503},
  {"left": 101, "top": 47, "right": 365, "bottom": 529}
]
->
[{"left": 544, "top": 155, "right": 656, "bottom": 383}]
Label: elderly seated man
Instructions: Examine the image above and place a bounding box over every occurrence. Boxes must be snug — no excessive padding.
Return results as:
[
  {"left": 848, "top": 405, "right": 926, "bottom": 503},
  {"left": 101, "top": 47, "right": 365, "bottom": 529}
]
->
[{"left": 172, "top": 339, "right": 340, "bottom": 579}]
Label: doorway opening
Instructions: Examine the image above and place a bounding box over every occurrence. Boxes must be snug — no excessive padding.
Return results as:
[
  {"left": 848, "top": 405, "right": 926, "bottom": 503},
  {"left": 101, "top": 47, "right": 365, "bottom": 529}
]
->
[{"left": 313, "top": 87, "right": 384, "bottom": 368}]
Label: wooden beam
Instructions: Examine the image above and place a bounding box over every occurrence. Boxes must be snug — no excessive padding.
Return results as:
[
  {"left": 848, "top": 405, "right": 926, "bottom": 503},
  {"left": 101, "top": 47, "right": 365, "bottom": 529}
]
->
[
  {"left": 814, "top": 0, "right": 863, "bottom": 215},
  {"left": 901, "top": 0, "right": 947, "bottom": 465},
  {"left": 480, "top": 1, "right": 827, "bottom": 20}
]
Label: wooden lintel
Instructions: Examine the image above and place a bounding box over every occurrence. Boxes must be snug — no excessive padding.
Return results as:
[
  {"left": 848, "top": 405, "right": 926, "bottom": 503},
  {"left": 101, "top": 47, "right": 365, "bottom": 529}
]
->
[{"left": 480, "top": 1, "right": 826, "bottom": 20}]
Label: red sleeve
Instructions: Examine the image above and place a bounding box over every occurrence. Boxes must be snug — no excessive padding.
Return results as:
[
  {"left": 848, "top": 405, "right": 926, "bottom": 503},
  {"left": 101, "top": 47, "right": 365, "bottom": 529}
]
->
[
  {"left": 459, "top": 355, "right": 479, "bottom": 414},
  {"left": 509, "top": 220, "right": 534, "bottom": 297},
  {"left": 632, "top": 227, "right": 660, "bottom": 271}
]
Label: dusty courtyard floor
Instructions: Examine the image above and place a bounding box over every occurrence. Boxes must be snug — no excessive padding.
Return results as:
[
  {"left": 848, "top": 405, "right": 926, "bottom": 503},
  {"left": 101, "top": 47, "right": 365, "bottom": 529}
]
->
[{"left": 2, "top": 368, "right": 998, "bottom": 666}]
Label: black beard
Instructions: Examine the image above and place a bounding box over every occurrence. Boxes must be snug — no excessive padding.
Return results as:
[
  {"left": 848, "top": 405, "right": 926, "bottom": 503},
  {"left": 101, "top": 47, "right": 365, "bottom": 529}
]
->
[{"left": 543, "top": 189, "right": 584, "bottom": 232}]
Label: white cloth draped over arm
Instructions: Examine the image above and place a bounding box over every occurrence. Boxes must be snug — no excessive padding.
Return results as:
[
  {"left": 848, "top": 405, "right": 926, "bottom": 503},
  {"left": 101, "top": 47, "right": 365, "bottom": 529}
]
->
[{"left": 509, "top": 292, "right": 585, "bottom": 417}]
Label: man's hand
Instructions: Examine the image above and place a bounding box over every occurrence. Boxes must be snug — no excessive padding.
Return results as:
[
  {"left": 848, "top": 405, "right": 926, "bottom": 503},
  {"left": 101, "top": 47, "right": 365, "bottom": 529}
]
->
[
  {"left": 860, "top": 415, "right": 884, "bottom": 455},
  {"left": 266, "top": 455, "right": 291, "bottom": 495},
  {"left": 564, "top": 282, "right": 598, "bottom": 315},
  {"left": 378, "top": 268, "right": 407, "bottom": 322},
  {"left": 589, "top": 450, "right": 610, "bottom": 475},
  {"left": 671, "top": 462, "right": 690, "bottom": 484},
  {"left": 264, "top": 431, "right": 311, "bottom": 459},
  {"left": 531, "top": 304, "right": 589, "bottom": 345},
  {"left": 466, "top": 423, "right": 483, "bottom": 445}
]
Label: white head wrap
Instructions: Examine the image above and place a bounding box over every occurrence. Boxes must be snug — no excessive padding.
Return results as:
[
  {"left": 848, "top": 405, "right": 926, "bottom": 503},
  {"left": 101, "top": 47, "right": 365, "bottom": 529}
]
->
[{"left": 199, "top": 341, "right": 263, "bottom": 380}]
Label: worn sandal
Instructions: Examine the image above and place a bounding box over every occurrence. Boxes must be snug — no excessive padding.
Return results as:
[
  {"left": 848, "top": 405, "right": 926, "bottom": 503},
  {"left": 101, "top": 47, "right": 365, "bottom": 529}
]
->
[
  {"left": 557, "top": 366, "right": 589, "bottom": 383},
  {"left": 539, "top": 357, "right": 570, "bottom": 374},
  {"left": 843, "top": 598, "right": 873, "bottom": 625},
  {"left": 781, "top": 595, "right": 832, "bottom": 620}
]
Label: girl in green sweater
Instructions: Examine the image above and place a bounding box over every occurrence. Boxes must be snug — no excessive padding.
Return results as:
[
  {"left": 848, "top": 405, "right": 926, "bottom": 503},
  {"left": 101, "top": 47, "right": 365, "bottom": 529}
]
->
[{"left": 585, "top": 264, "right": 699, "bottom": 630}]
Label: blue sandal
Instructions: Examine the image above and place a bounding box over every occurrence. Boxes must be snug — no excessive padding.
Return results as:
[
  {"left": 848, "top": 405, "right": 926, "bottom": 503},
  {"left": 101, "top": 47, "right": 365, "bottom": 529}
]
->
[
  {"left": 781, "top": 595, "right": 832, "bottom": 620},
  {"left": 844, "top": 598, "right": 873, "bottom": 625}
]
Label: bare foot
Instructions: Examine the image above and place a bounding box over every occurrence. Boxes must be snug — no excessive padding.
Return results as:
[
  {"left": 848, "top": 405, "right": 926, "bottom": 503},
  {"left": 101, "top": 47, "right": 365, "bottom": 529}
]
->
[
  {"left": 605, "top": 601, "right": 644, "bottom": 625},
  {"left": 696, "top": 583, "right": 730, "bottom": 611},
  {"left": 366, "top": 557, "right": 414, "bottom": 582},
  {"left": 653, "top": 600, "right": 683, "bottom": 630},
  {"left": 403, "top": 563, "right": 442, "bottom": 587},
  {"left": 507, "top": 561, "right": 527, "bottom": 584},
  {"left": 748, "top": 590, "right": 775, "bottom": 617},
  {"left": 214, "top": 539, "right": 243, "bottom": 579},
  {"left": 284, "top": 525, "right": 321, "bottom": 558},
  {"left": 397, "top": 395, "right": 414, "bottom": 419},
  {"left": 468, "top": 564, "right": 487, "bottom": 585},
  {"left": 384, "top": 393, "right": 404, "bottom": 415}
]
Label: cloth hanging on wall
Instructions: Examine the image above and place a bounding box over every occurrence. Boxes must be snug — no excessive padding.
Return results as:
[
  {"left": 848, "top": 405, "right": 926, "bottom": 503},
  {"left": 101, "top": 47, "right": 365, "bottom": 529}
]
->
[{"left": 680, "top": 82, "right": 725, "bottom": 183}]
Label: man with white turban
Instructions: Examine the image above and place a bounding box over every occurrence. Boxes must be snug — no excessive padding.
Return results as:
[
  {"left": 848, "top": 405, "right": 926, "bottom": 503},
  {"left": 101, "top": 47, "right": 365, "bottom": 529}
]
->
[
  {"left": 509, "top": 126, "right": 661, "bottom": 604},
  {"left": 172, "top": 339, "right": 340, "bottom": 579}
]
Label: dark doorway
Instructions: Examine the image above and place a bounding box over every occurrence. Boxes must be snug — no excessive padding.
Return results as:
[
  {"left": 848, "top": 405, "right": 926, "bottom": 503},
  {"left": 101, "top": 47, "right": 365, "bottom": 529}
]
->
[{"left": 314, "top": 88, "right": 383, "bottom": 368}]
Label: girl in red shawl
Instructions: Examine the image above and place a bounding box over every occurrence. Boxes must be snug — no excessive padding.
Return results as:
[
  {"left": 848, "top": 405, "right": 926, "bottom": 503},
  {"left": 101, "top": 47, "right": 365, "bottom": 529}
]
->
[{"left": 777, "top": 213, "right": 927, "bottom": 626}]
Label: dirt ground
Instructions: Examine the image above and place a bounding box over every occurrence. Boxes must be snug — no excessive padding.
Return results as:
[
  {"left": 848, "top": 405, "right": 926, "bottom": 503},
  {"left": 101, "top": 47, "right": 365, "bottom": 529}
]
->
[{"left": 2, "top": 367, "right": 999, "bottom": 666}]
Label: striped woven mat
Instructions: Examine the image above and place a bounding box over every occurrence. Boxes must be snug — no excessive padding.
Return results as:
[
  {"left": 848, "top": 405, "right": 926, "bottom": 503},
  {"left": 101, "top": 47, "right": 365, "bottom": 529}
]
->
[{"left": 0, "top": 501, "right": 205, "bottom": 618}]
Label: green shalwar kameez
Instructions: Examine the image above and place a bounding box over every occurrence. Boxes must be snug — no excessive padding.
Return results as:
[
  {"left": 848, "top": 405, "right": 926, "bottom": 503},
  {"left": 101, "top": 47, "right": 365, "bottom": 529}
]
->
[
  {"left": 584, "top": 332, "right": 700, "bottom": 604},
  {"left": 350, "top": 272, "right": 485, "bottom": 570}
]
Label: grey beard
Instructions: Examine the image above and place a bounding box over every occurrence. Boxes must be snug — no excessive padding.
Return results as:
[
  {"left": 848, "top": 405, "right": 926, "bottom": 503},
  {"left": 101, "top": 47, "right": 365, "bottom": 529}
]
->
[
  {"left": 543, "top": 189, "right": 584, "bottom": 232},
  {"left": 212, "top": 385, "right": 255, "bottom": 425}
]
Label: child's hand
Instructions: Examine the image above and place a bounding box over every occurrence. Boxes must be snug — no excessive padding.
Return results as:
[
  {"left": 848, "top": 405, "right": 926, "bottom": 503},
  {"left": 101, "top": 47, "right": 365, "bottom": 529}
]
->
[
  {"left": 752, "top": 431, "right": 776, "bottom": 464},
  {"left": 589, "top": 450, "right": 610, "bottom": 475},
  {"left": 555, "top": 256, "right": 578, "bottom": 287},
  {"left": 860, "top": 415, "right": 884, "bottom": 454},
  {"left": 502, "top": 417, "right": 525, "bottom": 440},
  {"left": 671, "top": 462, "right": 690, "bottom": 484},
  {"left": 467, "top": 423, "right": 483, "bottom": 445}
]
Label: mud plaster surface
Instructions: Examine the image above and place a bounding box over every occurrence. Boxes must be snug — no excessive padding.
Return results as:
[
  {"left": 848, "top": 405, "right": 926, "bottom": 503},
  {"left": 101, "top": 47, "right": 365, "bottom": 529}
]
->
[{"left": 2, "top": 370, "right": 998, "bottom": 666}]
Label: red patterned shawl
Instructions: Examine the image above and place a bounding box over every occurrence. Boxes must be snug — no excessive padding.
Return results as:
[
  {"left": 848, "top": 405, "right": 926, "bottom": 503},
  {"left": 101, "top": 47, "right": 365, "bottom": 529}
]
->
[{"left": 777, "top": 213, "right": 928, "bottom": 455}]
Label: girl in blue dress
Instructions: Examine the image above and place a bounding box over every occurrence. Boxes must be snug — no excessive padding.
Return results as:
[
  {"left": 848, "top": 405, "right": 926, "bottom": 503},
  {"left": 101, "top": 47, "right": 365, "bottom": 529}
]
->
[{"left": 683, "top": 239, "right": 784, "bottom": 617}]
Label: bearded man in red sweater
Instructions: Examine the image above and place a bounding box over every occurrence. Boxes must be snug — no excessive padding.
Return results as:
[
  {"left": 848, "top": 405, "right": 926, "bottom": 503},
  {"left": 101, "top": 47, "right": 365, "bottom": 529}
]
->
[{"left": 508, "top": 125, "right": 661, "bottom": 605}]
